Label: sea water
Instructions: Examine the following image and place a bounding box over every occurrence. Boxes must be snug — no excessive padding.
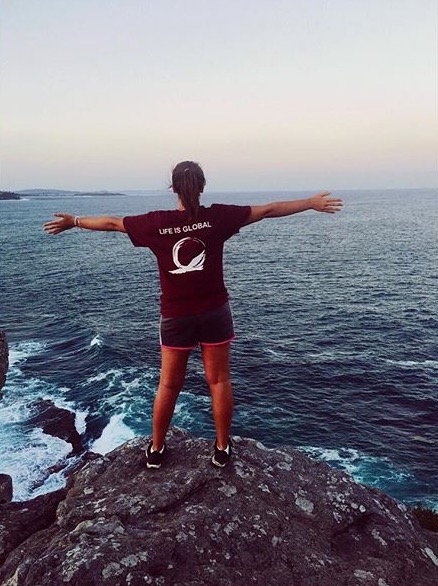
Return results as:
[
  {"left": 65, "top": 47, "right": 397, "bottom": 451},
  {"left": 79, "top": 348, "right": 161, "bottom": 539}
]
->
[{"left": 0, "top": 188, "right": 437, "bottom": 506}]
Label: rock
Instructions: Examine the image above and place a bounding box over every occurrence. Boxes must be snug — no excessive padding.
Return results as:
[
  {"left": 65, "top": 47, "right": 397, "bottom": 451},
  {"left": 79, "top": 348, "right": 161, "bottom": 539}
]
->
[
  {"left": 0, "top": 428, "right": 437, "bottom": 586},
  {"left": 0, "top": 330, "right": 8, "bottom": 393},
  {"left": 28, "top": 399, "right": 84, "bottom": 455},
  {"left": 0, "top": 488, "right": 67, "bottom": 566},
  {"left": 0, "top": 475, "right": 12, "bottom": 504},
  {"left": 0, "top": 337, "right": 12, "bottom": 506},
  {"left": 0, "top": 191, "right": 21, "bottom": 200}
]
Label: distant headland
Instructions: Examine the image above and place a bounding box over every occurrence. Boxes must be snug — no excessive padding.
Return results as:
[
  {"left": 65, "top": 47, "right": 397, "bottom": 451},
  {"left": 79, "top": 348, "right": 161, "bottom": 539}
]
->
[
  {"left": 0, "top": 191, "right": 21, "bottom": 200},
  {"left": 10, "top": 189, "right": 127, "bottom": 198}
]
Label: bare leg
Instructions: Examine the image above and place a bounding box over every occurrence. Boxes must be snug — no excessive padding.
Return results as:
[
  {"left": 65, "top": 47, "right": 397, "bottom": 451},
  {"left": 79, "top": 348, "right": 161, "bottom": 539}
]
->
[
  {"left": 152, "top": 347, "right": 191, "bottom": 450},
  {"left": 201, "top": 343, "right": 233, "bottom": 449}
]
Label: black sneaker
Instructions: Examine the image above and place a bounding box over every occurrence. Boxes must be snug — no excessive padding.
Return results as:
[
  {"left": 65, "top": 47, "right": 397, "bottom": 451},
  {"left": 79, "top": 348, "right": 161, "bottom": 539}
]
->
[
  {"left": 146, "top": 441, "right": 166, "bottom": 469},
  {"left": 212, "top": 439, "right": 232, "bottom": 468}
]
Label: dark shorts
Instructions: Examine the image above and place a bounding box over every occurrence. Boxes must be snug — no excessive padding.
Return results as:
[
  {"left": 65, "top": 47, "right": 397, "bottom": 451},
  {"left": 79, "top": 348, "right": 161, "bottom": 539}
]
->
[{"left": 160, "top": 302, "right": 235, "bottom": 350}]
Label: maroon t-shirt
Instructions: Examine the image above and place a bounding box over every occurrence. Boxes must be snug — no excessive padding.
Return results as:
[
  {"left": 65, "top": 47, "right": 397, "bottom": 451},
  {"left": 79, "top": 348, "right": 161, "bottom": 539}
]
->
[{"left": 123, "top": 204, "right": 251, "bottom": 317}]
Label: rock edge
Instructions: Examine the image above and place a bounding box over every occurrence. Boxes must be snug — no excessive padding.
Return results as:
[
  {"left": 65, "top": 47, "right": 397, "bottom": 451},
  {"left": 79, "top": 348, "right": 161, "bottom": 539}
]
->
[{"left": 0, "top": 428, "right": 437, "bottom": 586}]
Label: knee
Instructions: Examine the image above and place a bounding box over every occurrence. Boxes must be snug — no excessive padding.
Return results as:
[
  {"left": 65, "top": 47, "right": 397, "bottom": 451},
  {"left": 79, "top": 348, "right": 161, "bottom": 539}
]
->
[
  {"left": 158, "top": 379, "right": 184, "bottom": 398},
  {"left": 205, "top": 371, "right": 231, "bottom": 388}
]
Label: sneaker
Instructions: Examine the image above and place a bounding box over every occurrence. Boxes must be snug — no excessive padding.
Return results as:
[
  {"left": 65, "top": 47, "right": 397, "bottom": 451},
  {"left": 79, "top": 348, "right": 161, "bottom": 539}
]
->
[
  {"left": 212, "top": 439, "right": 232, "bottom": 468},
  {"left": 146, "top": 441, "right": 166, "bottom": 469}
]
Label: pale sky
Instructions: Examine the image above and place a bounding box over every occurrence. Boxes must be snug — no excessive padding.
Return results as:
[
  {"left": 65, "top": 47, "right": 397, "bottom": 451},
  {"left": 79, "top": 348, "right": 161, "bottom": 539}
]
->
[{"left": 1, "top": 0, "right": 437, "bottom": 191}]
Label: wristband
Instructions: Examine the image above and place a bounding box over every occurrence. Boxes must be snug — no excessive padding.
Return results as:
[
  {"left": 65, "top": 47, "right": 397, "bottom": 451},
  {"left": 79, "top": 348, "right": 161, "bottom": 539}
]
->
[{"left": 74, "top": 216, "right": 82, "bottom": 228}]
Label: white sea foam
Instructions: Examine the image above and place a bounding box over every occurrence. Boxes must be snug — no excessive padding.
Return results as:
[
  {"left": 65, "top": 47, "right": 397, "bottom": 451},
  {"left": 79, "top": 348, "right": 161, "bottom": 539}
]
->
[
  {"left": 306, "top": 349, "right": 376, "bottom": 363},
  {"left": 75, "top": 408, "right": 88, "bottom": 434},
  {"left": 301, "top": 446, "right": 360, "bottom": 475},
  {"left": 300, "top": 445, "right": 412, "bottom": 485},
  {"left": 385, "top": 359, "right": 438, "bottom": 369},
  {"left": 84, "top": 367, "right": 157, "bottom": 416},
  {"left": 412, "top": 435, "right": 437, "bottom": 445},
  {"left": 174, "top": 391, "right": 210, "bottom": 424},
  {"left": 2, "top": 345, "right": 88, "bottom": 434},
  {"left": 265, "top": 348, "right": 285, "bottom": 358},
  {"left": 90, "top": 413, "right": 136, "bottom": 455},
  {"left": 86, "top": 367, "right": 126, "bottom": 385},
  {"left": 8, "top": 340, "right": 47, "bottom": 367},
  {"left": 0, "top": 428, "right": 71, "bottom": 501},
  {"left": 0, "top": 375, "right": 44, "bottom": 422},
  {"left": 103, "top": 379, "right": 143, "bottom": 408},
  {"left": 90, "top": 334, "right": 103, "bottom": 348},
  {"left": 0, "top": 340, "right": 90, "bottom": 499}
]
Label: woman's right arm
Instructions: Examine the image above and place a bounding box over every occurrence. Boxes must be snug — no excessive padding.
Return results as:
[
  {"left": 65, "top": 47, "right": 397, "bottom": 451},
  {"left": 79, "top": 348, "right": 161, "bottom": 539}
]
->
[
  {"left": 243, "top": 191, "right": 343, "bottom": 225},
  {"left": 43, "top": 213, "right": 126, "bottom": 235}
]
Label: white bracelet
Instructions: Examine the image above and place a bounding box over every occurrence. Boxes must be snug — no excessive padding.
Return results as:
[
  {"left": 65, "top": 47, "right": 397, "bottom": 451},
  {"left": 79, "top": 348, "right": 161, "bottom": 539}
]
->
[{"left": 74, "top": 216, "right": 82, "bottom": 228}]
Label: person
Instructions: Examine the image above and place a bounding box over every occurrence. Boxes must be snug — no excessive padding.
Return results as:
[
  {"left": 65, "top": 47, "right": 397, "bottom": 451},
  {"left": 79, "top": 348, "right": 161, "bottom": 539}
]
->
[{"left": 43, "top": 160, "right": 343, "bottom": 469}]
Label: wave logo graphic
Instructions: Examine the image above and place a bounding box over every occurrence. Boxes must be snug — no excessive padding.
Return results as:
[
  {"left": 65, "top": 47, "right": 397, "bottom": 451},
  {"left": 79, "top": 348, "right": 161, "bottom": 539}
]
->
[{"left": 169, "top": 237, "right": 206, "bottom": 274}]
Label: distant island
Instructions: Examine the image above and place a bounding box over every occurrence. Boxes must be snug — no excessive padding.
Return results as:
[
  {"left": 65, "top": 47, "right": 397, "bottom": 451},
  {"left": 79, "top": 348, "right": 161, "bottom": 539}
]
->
[
  {"left": 16, "top": 189, "right": 127, "bottom": 197},
  {"left": 0, "top": 190, "right": 21, "bottom": 200},
  {"left": 1, "top": 189, "right": 169, "bottom": 199}
]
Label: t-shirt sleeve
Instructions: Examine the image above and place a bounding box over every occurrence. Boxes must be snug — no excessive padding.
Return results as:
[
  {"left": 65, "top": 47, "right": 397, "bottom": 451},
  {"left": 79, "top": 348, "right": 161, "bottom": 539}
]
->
[
  {"left": 123, "top": 213, "right": 155, "bottom": 247},
  {"left": 215, "top": 204, "right": 251, "bottom": 240}
]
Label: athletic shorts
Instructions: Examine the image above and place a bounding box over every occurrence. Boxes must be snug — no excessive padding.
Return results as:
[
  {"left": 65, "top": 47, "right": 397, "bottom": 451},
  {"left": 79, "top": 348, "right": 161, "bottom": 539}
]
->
[{"left": 160, "top": 302, "right": 235, "bottom": 350}]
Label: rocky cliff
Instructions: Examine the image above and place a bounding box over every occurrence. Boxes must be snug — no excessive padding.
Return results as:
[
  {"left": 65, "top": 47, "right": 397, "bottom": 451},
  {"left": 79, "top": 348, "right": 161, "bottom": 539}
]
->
[
  {"left": 0, "top": 428, "right": 437, "bottom": 586},
  {"left": 0, "top": 331, "right": 8, "bottom": 393}
]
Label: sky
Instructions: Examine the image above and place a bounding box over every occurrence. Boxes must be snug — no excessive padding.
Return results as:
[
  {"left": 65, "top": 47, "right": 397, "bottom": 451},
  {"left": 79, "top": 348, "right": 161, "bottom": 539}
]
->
[{"left": 0, "top": 0, "right": 437, "bottom": 191}]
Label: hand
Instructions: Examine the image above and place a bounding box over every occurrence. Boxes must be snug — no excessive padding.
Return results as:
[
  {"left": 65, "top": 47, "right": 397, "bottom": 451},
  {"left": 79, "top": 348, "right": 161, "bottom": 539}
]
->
[
  {"left": 310, "top": 191, "right": 343, "bottom": 214},
  {"left": 43, "top": 213, "right": 75, "bottom": 235}
]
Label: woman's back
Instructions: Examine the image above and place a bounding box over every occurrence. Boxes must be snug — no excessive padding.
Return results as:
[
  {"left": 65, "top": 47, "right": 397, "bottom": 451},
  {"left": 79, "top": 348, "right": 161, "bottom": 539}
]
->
[{"left": 123, "top": 203, "right": 251, "bottom": 317}]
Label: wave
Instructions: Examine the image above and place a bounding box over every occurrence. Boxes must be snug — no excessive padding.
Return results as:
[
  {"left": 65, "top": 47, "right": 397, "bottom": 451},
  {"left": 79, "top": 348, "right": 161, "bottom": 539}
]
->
[
  {"left": 385, "top": 359, "right": 438, "bottom": 370},
  {"left": 0, "top": 427, "right": 72, "bottom": 501},
  {"left": 0, "top": 341, "right": 89, "bottom": 500},
  {"left": 3, "top": 341, "right": 88, "bottom": 429},
  {"left": 8, "top": 340, "right": 47, "bottom": 367},
  {"left": 90, "top": 413, "right": 136, "bottom": 454},
  {"left": 299, "top": 444, "right": 438, "bottom": 511},
  {"left": 0, "top": 338, "right": 144, "bottom": 499},
  {"left": 85, "top": 367, "right": 128, "bottom": 385},
  {"left": 90, "top": 334, "right": 103, "bottom": 348},
  {"left": 301, "top": 444, "right": 413, "bottom": 484}
]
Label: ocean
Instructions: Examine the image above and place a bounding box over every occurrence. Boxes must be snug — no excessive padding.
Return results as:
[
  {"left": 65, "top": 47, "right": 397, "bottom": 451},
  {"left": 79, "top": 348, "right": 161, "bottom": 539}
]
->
[{"left": 1, "top": 188, "right": 437, "bottom": 508}]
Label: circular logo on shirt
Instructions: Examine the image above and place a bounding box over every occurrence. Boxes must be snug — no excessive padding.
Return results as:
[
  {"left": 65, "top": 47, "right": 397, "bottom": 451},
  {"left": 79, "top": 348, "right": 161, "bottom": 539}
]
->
[{"left": 169, "top": 237, "right": 206, "bottom": 274}]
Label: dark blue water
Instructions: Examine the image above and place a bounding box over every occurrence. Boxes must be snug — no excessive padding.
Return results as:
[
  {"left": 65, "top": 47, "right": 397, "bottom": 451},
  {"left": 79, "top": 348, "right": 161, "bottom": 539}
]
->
[{"left": 1, "top": 188, "right": 437, "bottom": 506}]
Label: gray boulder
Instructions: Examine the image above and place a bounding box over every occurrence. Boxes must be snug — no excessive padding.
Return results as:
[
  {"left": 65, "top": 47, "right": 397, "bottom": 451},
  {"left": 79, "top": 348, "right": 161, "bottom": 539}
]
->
[{"left": 0, "top": 428, "right": 437, "bottom": 586}]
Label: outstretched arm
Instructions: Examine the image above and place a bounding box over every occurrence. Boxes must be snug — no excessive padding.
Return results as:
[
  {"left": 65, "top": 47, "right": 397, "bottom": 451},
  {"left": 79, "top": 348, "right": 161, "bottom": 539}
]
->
[
  {"left": 243, "top": 191, "right": 343, "bottom": 225},
  {"left": 43, "top": 213, "right": 126, "bottom": 235}
]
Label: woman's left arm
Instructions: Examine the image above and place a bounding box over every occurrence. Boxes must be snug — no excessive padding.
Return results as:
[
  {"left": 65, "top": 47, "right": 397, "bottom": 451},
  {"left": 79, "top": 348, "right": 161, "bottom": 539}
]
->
[
  {"left": 243, "top": 192, "right": 343, "bottom": 225},
  {"left": 43, "top": 213, "right": 126, "bottom": 235}
]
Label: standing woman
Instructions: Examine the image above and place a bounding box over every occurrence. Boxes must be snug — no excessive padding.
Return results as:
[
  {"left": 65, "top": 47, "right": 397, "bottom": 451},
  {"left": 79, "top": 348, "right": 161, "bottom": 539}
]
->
[{"left": 44, "top": 160, "right": 343, "bottom": 468}]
